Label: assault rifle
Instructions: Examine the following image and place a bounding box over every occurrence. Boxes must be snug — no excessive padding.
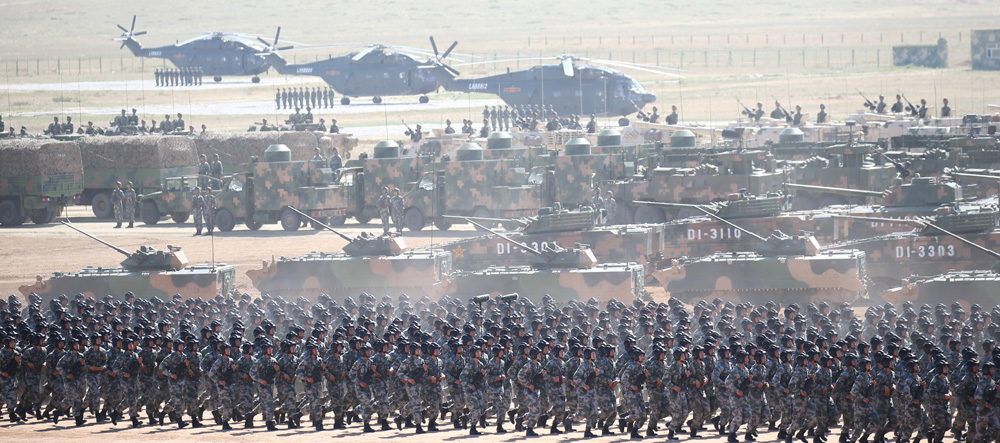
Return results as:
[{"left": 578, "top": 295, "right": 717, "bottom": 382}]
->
[{"left": 857, "top": 89, "right": 877, "bottom": 111}]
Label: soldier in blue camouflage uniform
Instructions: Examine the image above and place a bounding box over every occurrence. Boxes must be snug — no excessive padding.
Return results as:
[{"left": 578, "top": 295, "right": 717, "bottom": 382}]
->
[
  {"left": 191, "top": 187, "right": 204, "bottom": 236},
  {"left": 44, "top": 334, "right": 68, "bottom": 423},
  {"left": 21, "top": 333, "right": 46, "bottom": 421},
  {"left": 643, "top": 346, "right": 668, "bottom": 437},
  {"left": 973, "top": 362, "right": 998, "bottom": 443},
  {"left": 377, "top": 187, "right": 391, "bottom": 235},
  {"left": 748, "top": 351, "right": 772, "bottom": 441},
  {"left": 926, "top": 361, "right": 952, "bottom": 443},
  {"left": 157, "top": 338, "right": 192, "bottom": 428},
  {"left": 596, "top": 344, "right": 619, "bottom": 436},
  {"left": 113, "top": 337, "right": 143, "bottom": 427},
  {"left": 574, "top": 347, "right": 599, "bottom": 438},
  {"left": 349, "top": 343, "right": 377, "bottom": 432},
  {"left": 296, "top": 338, "right": 326, "bottom": 430},
  {"left": 461, "top": 345, "right": 487, "bottom": 435},
  {"left": 371, "top": 340, "right": 394, "bottom": 430},
  {"left": 563, "top": 345, "right": 583, "bottom": 433},
  {"left": 726, "top": 350, "right": 752, "bottom": 442},
  {"left": 325, "top": 339, "right": 349, "bottom": 429},
  {"left": 713, "top": 347, "right": 734, "bottom": 435},
  {"left": 0, "top": 336, "right": 22, "bottom": 423},
  {"left": 773, "top": 350, "right": 795, "bottom": 440},
  {"left": 203, "top": 187, "right": 216, "bottom": 234},
  {"left": 689, "top": 346, "right": 712, "bottom": 437},
  {"left": 622, "top": 348, "right": 648, "bottom": 439},
  {"left": 834, "top": 354, "right": 858, "bottom": 443},
  {"left": 786, "top": 354, "right": 817, "bottom": 443},
  {"left": 872, "top": 353, "right": 898, "bottom": 443},
  {"left": 667, "top": 346, "right": 691, "bottom": 439},
  {"left": 208, "top": 342, "right": 236, "bottom": 430},
  {"left": 422, "top": 342, "right": 444, "bottom": 431},
  {"left": 516, "top": 346, "right": 544, "bottom": 436},
  {"left": 444, "top": 340, "right": 467, "bottom": 429},
  {"left": 252, "top": 340, "right": 279, "bottom": 431},
  {"left": 543, "top": 344, "right": 568, "bottom": 434},
  {"left": 233, "top": 343, "right": 256, "bottom": 427},
  {"left": 57, "top": 339, "right": 88, "bottom": 426},
  {"left": 898, "top": 361, "right": 928, "bottom": 443},
  {"left": 197, "top": 154, "right": 210, "bottom": 189},
  {"left": 399, "top": 342, "right": 426, "bottom": 434},
  {"left": 83, "top": 334, "right": 108, "bottom": 422},
  {"left": 485, "top": 345, "right": 509, "bottom": 433},
  {"left": 848, "top": 358, "right": 878, "bottom": 443},
  {"left": 814, "top": 354, "right": 838, "bottom": 443},
  {"left": 275, "top": 340, "right": 300, "bottom": 428}
]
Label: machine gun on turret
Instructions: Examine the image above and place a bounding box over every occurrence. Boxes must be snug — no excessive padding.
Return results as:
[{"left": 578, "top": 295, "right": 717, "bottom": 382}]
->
[{"left": 857, "top": 89, "right": 877, "bottom": 112}]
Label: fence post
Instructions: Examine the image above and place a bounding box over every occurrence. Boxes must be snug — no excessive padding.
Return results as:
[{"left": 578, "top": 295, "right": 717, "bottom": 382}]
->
[
  {"left": 37, "top": 59, "right": 40, "bottom": 75},
  {"left": 57, "top": 57, "right": 60, "bottom": 74},
  {"left": 15, "top": 60, "right": 18, "bottom": 76},
  {"left": 753, "top": 49, "right": 756, "bottom": 67},
  {"left": 852, "top": 49, "right": 856, "bottom": 66},
  {"left": 802, "top": 49, "right": 805, "bottom": 67},
  {"left": 704, "top": 50, "right": 708, "bottom": 67},
  {"left": 777, "top": 50, "right": 781, "bottom": 67},
  {"left": 827, "top": 48, "right": 830, "bottom": 67},
  {"left": 99, "top": 57, "right": 102, "bottom": 73}
]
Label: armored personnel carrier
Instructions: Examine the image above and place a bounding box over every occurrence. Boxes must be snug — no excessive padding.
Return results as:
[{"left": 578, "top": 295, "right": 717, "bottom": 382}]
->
[
  {"left": 246, "top": 207, "right": 451, "bottom": 300},
  {"left": 881, "top": 270, "right": 1000, "bottom": 308},
  {"left": 446, "top": 219, "right": 645, "bottom": 305},
  {"left": 20, "top": 221, "right": 235, "bottom": 300}
]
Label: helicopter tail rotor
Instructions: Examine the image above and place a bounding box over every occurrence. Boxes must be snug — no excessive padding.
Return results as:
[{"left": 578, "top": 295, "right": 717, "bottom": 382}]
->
[{"left": 256, "top": 27, "right": 294, "bottom": 54}]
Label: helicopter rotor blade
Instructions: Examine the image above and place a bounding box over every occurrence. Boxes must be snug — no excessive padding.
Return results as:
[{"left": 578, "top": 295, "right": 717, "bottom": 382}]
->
[
  {"left": 429, "top": 36, "right": 439, "bottom": 58},
  {"left": 273, "top": 26, "right": 281, "bottom": 47},
  {"left": 276, "top": 45, "right": 294, "bottom": 51},
  {"left": 120, "top": 41, "right": 126, "bottom": 50},
  {"left": 590, "top": 59, "right": 686, "bottom": 78},
  {"left": 130, "top": 15, "right": 136, "bottom": 33},
  {"left": 588, "top": 58, "right": 690, "bottom": 73},
  {"left": 257, "top": 36, "right": 271, "bottom": 47},
  {"left": 450, "top": 56, "right": 551, "bottom": 67},
  {"left": 117, "top": 24, "right": 129, "bottom": 33},
  {"left": 440, "top": 41, "right": 458, "bottom": 60},
  {"left": 352, "top": 45, "right": 378, "bottom": 61},
  {"left": 133, "top": 31, "right": 147, "bottom": 36},
  {"left": 562, "top": 57, "right": 575, "bottom": 77}
]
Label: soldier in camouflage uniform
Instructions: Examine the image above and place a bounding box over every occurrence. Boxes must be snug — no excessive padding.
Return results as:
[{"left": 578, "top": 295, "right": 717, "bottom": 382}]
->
[
  {"left": 275, "top": 340, "right": 300, "bottom": 429},
  {"left": 872, "top": 353, "right": 897, "bottom": 443},
  {"left": 124, "top": 181, "right": 136, "bottom": 228},
  {"left": 233, "top": 343, "right": 255, "bottom": 427},
  {"left": 814, "top": 355, "right": 838, "bottom": 443},
  {"left": 210, "top": 154, "right": 223, "bottom": 190},
  {"left": 197, "top": 154, "right": 210, "bottom": 189},
  {"left": 157, "top": 338, "right": 193, "bottom": 428},
  {"left": 714, "top": 347, "right": 734, "bottom": 435},
  {"left": 644, "top": 346, "right": 668, "bottom": 437},
  {"left": 667, "top": 346, "right": 691, "bottom": 439},
  {"left": 834, "top": 354, "right": 858, "bottom": 443},
  {"left": 603, "top": 191, "right": 617, "bottom": 225},
  {"left": 21, "top": 333, "right": 46, "bottom": 421},
  {"left": 748, "top": 351, "right": 772, "bottom": 441},
  {"left": 485, "top": 345, "right": 509, "bottom": 433},
  {"left": 377, "top": 187, "right": 391, "bottom": 235},
  {"left": 191, "top": 187, "right": 204, "bottom": 236},
  {"left": 689, "top": 346, "right": 712, "bottom": 437},
  {"left": 390, "top": 188, "right": 405, "bottom": 234},
  {"left": 422, "top": 342, "right": 444, "bottom": 431},
  {"left": 574, "top": 347, "right": 599, "bottom": 438},
  {"left": 111, "top": 181, "right": 125, "bottom": 228},
  {"left": 848, "top": 358, "right": 878, "bottom": 443},
  {"left": 295, "top": 338, "right": 326, "bottom": 430},
  {"left": 349, "top": 343, "right": 377, "bottom": 432},
  {"left": 399, "top": 343, "right": 426, "bottom": 434},
  {"left": 773, "top": 351, "right": 796, "bottom": 440},
  {"left": 596, "top": 344, "right": 619, "bottom": 436},
  {"left": 787, "top": 353, "right": 819, "bottom": 443},
  {"left": 203, "top": 187, "right": 216, "bottom": 234},
  {"left": 926, "top": 361, "right": 952, "bottom": 443},
  {"left": 56, "top": 339, "right": 88, "bottom": 426},
  {"left": 461, "top": 345, "right": 487, "bottom": 435},
  {"left": 516, "top": 346, "right": 544, "bottom": 436},
  {"left": 83, "top": 334, "right": 108, "bottom": 422},
  {"left": 208, "top": 343, "right": 236, "bottom": 430},
  {"left": 726, "top": 350, "right": 752, "bottom": 442},
  {"left": 543, "top": 344, "right": 568, "bottom": 434},
  {"left": 325, "top": 339, "right": 349, "bottom": 429},
  {"left": 622, "top": 348, "right": 648, "bottom": 439},
  {"left": 0, "top": 336, "right": 21, "bottom": 423},
  {"left": 113, "top": 338, "right": 144, "bottom": 427},
  {"left": 973, "top": 362, "right": 999, "bottom": 443},
  {"left": 898, "top": 361, "right": 928, "bottom": 443}
]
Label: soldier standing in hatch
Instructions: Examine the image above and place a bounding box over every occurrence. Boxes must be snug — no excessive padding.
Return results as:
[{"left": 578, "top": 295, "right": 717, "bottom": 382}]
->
[
  {"left": 390, "top": 188, "right": 404, "bottom": 234},
  {"left": 940, "top": 98, "right": 951, "bottom": 118},
  {"left": 210, "top": 154, "right": 223, "bottom": 189},
  {"left": 203, "top": 188, "right": 216, "bottom": 234},
  {"left": 191, "top": 187, "right": 204, "bottom": 236},
  {"left": 377, "top": 187, "right": 391, "bottom": 234},
  {"left": 816, "top": 104, "right": 828, "bottom": 124},
  {"left": 111, "top": 181, "right": 125, "bottom": 228},
  {"left": 124, "top": 181, "right": 136, "bottom": 228},
  {"left": 603, "top": 191, "right": 617, "bottom": 225},
  {"left": 891, "top": 95, "right": 904, "bottom": 113}
]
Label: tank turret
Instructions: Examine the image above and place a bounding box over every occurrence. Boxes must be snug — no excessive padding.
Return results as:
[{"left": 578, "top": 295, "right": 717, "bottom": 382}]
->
[
  {"left": 61, "top": 221, "right": 188, "bottom": 271},
  {"left": 465, "top": 218, "right": 597, "bottom": 269},
  {"left": 286, "top": 206, "right": 407, "bottom": 256},
  {"left": 753, "top": 230, "right": 821, "bottom": 257}
]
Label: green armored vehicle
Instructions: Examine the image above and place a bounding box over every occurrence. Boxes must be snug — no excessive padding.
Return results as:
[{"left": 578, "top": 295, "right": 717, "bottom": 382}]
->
[
  {"left": 336, "top": 140, "right": 436, "bottom": 224},
  {"left": 246, "top": 207, "right": 452, "bottom": 300},
  {"left": 213, "top": 144, "right": 349, "bottom": 231},
  {"left": 882, "top": 270, "right": 1000, "bottom": 307},
  {"left": 20, "top": 221, "right": 235, "bottom": 300},
  {"left": 0, "top": 140, "right": 83, "bottom": 226}
]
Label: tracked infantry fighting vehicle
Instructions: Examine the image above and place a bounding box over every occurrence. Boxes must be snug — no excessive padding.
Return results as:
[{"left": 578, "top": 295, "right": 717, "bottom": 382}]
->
[
  {"left": 246, "top": 207, "right": 452, "bottom": 300},
  {"left": 446, "top": 219, "right": 645, "bottom": 305},
  {"left": 20, "top": 221, "right": 235, "bottom": 300},
  {"left": 882, "top": 270, "right": 1000, "bottom": 308}
]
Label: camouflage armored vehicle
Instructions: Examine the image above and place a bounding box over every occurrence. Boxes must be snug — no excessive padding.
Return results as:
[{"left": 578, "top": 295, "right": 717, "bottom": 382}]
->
[
  {"left": 603, "top": 149, "right": 788, "bottom": 223},
  {"left": 781, "top": 143, "right": 897, "bottom": 210},
  {"left": 0, "top": 140, "right": 83, "bottom": 226},
  {"left": 881, "top": 270, "right": 1000, "bottom": 307},
  {"left": 445, "top": 219, "right": 646, "bottom": 305},
  {"left": 137, "top": 173, "right": 215, "bottom": 225},
  {"left": 337, "top": 141, "right": 437, "bottom": 223},
  {"left": 76, "top": 136, "right": 199, "bottom": 219},
  {"left": 246, "top": 208, "right": 452, "bottom": 300},
  {"left": 655, "top": 230, "right": 868, "bottom": 305},
  {"left": 401, "top": 143, "right": 543, "bottom": 231},
  {"left": 20, "top": 221, "right": 235, "bottom": 300},
  {"left": 213, "top": 144, "right": 349, "bottom": 231}
]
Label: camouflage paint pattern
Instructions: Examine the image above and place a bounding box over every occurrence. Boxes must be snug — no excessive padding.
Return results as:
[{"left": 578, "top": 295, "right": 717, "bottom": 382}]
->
[
  {"left": 246, "top": 249, "right": 452, "bottom": 301},
  {"left": 881, "top": 270, "right": 1000, "bottom": 307},
  {"left": 654, "top": 249, "right": 867, "bottom": 304},
  {"left": 341, "top": 155, "right": 436, "bottom": 221},
  {"left": 533, "top": 151, "right": 632, "bottom": 207},
  {"left": 893, "top": 38, "right": 948, "bottom": 68},
  {"left": 83, "top": 166, "right": 198, "bottom": 196},
  {"left": 19, "top": 264, "right": 236, "bottom": 302},
  {"left": 447, "top": 262, "right": 645, "bottom": 306},
  {"left": 971, "top": 30, "right": 1000, "bottom": 71},
  {"left": 0, "top": 172, "right": 83, "bottom": 215}
]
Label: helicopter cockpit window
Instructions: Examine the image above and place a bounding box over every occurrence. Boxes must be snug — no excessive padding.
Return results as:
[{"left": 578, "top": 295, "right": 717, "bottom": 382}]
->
[
  {"left": 614, "top": 83, "right": 626, "bottom": 98},
  {"left": 418, "top": 176, "right": 434, "bottom": 191}
]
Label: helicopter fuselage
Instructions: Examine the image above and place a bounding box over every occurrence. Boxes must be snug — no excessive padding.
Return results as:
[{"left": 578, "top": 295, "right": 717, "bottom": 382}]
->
[
  {"left": 123, "top": 37, "right": 270, "bottom": 76},
  {"left": 443, "top": 64, "right": 656, "bottom": 117},
  {"left": 271, "top": 51, "right": 440, "bottom": 98}
]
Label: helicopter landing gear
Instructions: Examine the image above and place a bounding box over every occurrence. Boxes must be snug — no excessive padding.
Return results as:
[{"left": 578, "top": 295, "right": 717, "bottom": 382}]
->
[
  {"left": 213, "top": 76, "right": 222, "bottom": 83},
  {"left": 341, "top": 97, "right": 351, "bottom": 105},
  {"left": 419, "top": 96, "right": 429, "bottom": 104},
  {"left": 372, "top": 96, "right": 382, "bottom": 104},
  {"left": 251, "top": 76, "right": 260, "bottom": 83}
]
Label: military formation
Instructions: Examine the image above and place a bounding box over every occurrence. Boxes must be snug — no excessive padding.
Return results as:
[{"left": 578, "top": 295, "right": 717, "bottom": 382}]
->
[
  {"left": 276, "top": 87, "right": 337, "bottom": 110},
  {"left": 154, "top": 68, "right": 203, "bottom": 87},
  {"left": 0, "top": 290, "right": 995, "bottom": 443}
]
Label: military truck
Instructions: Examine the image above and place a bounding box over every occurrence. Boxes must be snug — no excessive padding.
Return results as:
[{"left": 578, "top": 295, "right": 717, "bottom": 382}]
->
[
  {"left": 137, "top": 173, "right": 219, "bottom": 225},
  {"left": 76, "top": 136, "right": 199, "bottom": 219},
  {"left": 401, "top": 143, "right": 543, "bottom": 231},
  {"left": 336, "top": 141, "right": 436, "bottom": 224},
  {"left": 0, "top": 140, "right": 84, "bottom": 226},
  {"left": 212, "top": 144, "right": 349, "bottom": 232}
]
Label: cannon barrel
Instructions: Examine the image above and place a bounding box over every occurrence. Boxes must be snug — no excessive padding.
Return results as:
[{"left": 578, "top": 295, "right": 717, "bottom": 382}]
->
[{"left": 61, "top": 221, "right": 132, "bottom": 257}]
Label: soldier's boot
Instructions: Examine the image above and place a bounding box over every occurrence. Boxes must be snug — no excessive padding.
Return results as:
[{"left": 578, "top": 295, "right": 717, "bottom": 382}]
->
[
  {"left": 507, "top": 410, "right": 517, "bottom": 423},
  {"left": 266, "top": 420, "right": 277, "bottom": 431},
  {"left": 551, "top": 421, "right": 562, "bottom": 434},
  {"left": 364, "top": 422, "right": 375, "bottom": 433},
  {"left": 428, "top": 420, "right": 439, "bottom": 432},
  {"left": 814, "top": 433, "right": 824, "bottom": 443},
  {"left": 191, "top": 417, "right": 202, "bottom": 428},
  {"left": 275, "top": 411, "right": 284, "bottom": 424},
  {"left": 839, "top": 431, "right": 849, "bottom": 443},
  {"left": 859, "top": 432, "right": 871, "bottom": 443},
  {"left": 779, "top": 429, "right": 789, "bottom": 439},
  {"left": 564, "top": 417, "right": 575, "bottom": 432},
  {"left": 727, "top": 432, "right": 739, "bottom": 442},
  {"left": 913, "top": 435, "right": 921, "bottom": 443},
  {"left": 602, "top": 424, "right": 615, "bottom": 436},
  {"left": 333, "top": 417, "right": 346, "bottom": 429},
  {"left": 526, "top": 426, "right": 539, "bottom": 437},
  {"left": 415, "top": 423, "right": 425, "bottom": 434},
  {"left": 52, "top": 409, "right": 60, "bottom": 424},
  {"left": 244, "top": 413, "right": 254, "bottom": 429},
  {"left": 96, "top": 409, "right": 106, "bottom": 423},
  {"left": 381, "top": 418, "right": 392, "bottom": 431},
  {"left": 497, "top": 422, "right": 507, "bottom": 433},
  {"left": 692, "top": 427, "right": 701, "bottom": 438},
  {"left": 146, "top": 411, "right": 157, "bottom": 425},
  {"left": 770, "top": 422, "right": 779, "bottom": 431},
  {"left": 395, "top": 416, "right": 404, "bottom": 430},
  {"left": 131, "top": 416, "right": 141, "bottom": 428},
  {"left": 785, "top": 431, "right": 795, "bottom": 443},
  {"left": 314, "top": 419, "right": 324, "bottom": 431},
  {"left": 797, "top": 429, "right": 808, "bottom": 443},
  {"left": 75, "top": 414, "right": 86, "bottom": 426},
  {"left": 537, "top": 414, "right": 547, "bottom": 428},
  {"left": 515, "top": 417, "right": 524, "bottom": 432},
  {"left": 176, "top": 415, "right": 188, "bottom": 429},
  {"left": 713, "top": 416, "right": 722, "bottom": 432},
  {"left": 115, "top": 222, "right": 122, "bottom": 228},
  {"left": 748, "top": 431, "right": 758, "bottom": 441},
  {"left": 207, "top": 227, "right": 213, "bottom": 234},
  {"left": 128, "top": 221, "right": 134, "bottom": 228},
  {"left": 212, "top": 410, "right": 221, "bottom": 424},
  {"left": 221, "top": 421, "right": 233, "bottom": 431},
  {"left": 469, "top": 425, "right": 481, "bottom": 435},
  {"left": 667, "top": 428, "right": 676, "bottom": 440},
  {"left": 110, "top": 409, "right": 118, "bottom": 426},
  {"left": 586, "top": 425, "right": 598, "bottom": 438},
  {"left": 646, "top": 425, "right": 658, "bottom": 437},
  {"left": 631, "top": 424, "right": 643, "bottom": 440},
  {"left": 619, "top": 418, "right": 627, "bottom": 433},
  {"left": 480, "top": 416, "right": 486, "bottom": 428},
  {"left": 194, "top": 228, "right": 201, "bottom": 236}
]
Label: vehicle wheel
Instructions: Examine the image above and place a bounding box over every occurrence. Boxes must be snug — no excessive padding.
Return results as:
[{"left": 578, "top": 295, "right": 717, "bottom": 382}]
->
[
  {"left": 141, "top": 201, "right": 160, "bottom": 225},
  {"left": 633, "top": 206, "right": 665, "bottom": 224},
  {"left": 171, "top": 212, "right": 190, "bottom": 223},
  {"left": 251, "top": 76, "right": 261, "bottom": 84},
  {"left": 472, "top": 207, "right": 494, "bottom": 228},
  {"left": 419, "top": 96, "right": 429, "bottom": 104},
  {"left": 354, "top": 213, "right": 372, "bottom": 224},
  {"left": 280, "top": 208, "right": 301, "bottom": 231},
  {"left": 372, "top": 96, "right": 382, "bottom": 104},
  {"left": 245, "top": 218, "right": 263, "bottom": 231},
  {"left": 403, "top": 207, "right": 424, "bottom": 231},
  {"left": 29, "top": 208, "right": 56, "bottom": 225},
  {"left": 330, "top": 216, "right": 347, "bottom": 226},
  {"left": 434, "top": 219, "right": 452, "bottom": 230},
  {"left": 0, "top": 200, "right": 24, "bottom": 227},
  {"left": 215, "top": 208, "right": 236, "bottom": 232},
  {"left": 311, "top": 216, "right": 330, "bottom": 230},
  {"left": 213, "top": 76, "right": 222, "bottom": 83},
  {"left": 341, "top": 97, "right": 351, "bottom": 105},
  {"left": 91, "top": 192, "right": 114, "bottom": 219}
]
